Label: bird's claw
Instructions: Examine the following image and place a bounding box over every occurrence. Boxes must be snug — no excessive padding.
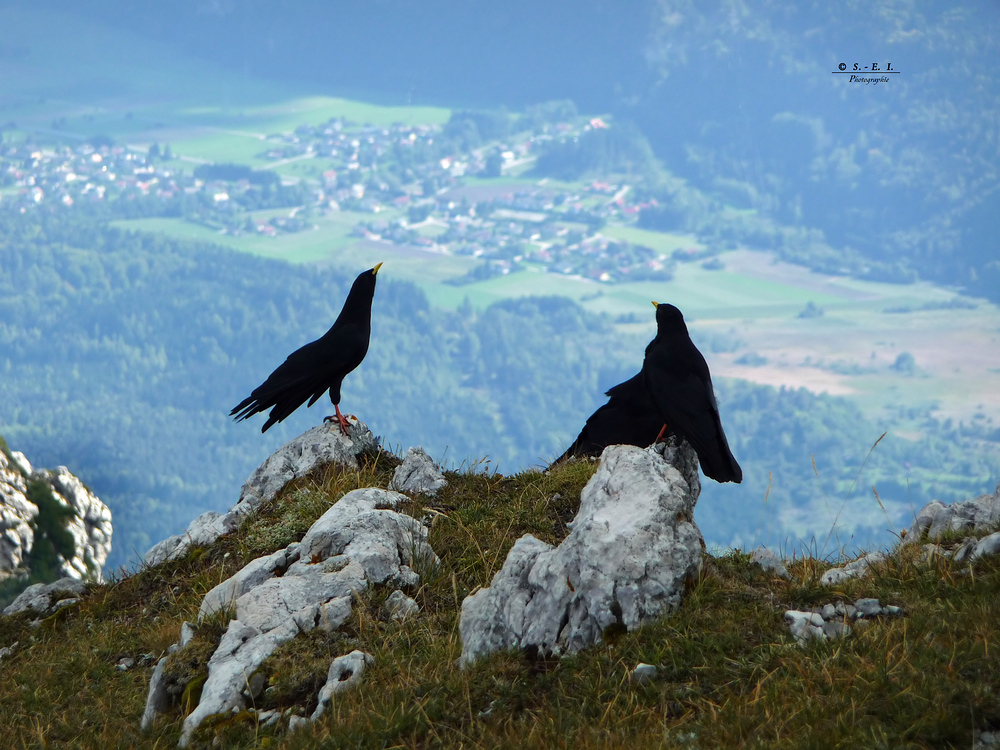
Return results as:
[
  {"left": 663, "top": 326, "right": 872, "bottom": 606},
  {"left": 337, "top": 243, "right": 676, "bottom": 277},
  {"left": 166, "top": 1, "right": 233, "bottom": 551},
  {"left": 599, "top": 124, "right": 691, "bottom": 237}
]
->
[{"left": 323, "top": 413, "right": 352, "bottom": 435}]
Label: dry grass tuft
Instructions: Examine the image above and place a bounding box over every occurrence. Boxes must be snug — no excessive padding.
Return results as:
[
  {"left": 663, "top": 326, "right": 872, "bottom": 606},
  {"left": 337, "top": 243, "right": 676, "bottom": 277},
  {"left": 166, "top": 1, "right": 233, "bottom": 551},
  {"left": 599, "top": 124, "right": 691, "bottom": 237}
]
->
[{"left": 1, "top": 449, "right": 998, "bottom": 749}]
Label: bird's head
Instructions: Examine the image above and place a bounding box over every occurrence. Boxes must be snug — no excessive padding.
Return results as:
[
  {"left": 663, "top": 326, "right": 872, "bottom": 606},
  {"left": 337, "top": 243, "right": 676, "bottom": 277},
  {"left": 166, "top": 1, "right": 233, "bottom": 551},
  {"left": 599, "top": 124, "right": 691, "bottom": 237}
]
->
[
  {"left": 342, "top": 263, "right": 383, "bottom": 312},
  {"left": 651, "top": 301, "right": 687, "bottom": 331}
]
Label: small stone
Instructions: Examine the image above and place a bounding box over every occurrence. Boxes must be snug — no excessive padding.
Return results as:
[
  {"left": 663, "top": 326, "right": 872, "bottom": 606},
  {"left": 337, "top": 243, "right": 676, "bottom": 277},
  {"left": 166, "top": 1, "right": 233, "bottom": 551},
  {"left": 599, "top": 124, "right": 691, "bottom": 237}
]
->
[
  {"left": 630, "top": 663, "right": 658, "bottom": 684},
  {"left": 884, "top": 605, "right": 902, "bottom": 616},
  {"left": 392, "top": 566, "right": 421, "bottom": 589},
  {"left": 972, "top": 532, "right": 1000, "bottom": 561},
  {"left": 0, "top": 642, "right": 18, "bottom": 661},
  {"left": 116, "top": 657, "right": 135, "bottom": 671},
  {"left": 822, "top": 621, "right": 851, "bottom": 640},
  {"left": 751, "top": 547, "right": 790, "bottom": 578},
  {"left": 311, "top": 651, "right": 374, "bottom": 721},
  {"left": 389, "top": 446, "right": 447, "bottom": 496},
  {"left": 244, "top": 671, "right": 266, "bottom": 700},
  {"left": 952, "top": 538, "right": 978, "bottom": 563},
  {"left": 256, "top": 710, "right": 280, "bottom": 727},
  {"left": 180, "top": 622, "right": 196, "bottom": 647},
  {"left": 821, "top": 604, "right": 837, "bottom": 621},
  {"left": 140, "top": 656, "right": 170, "bottom": 732},
  {"left": 819, "top": 551, "right": 887, "bottom": 586},
  {"left": 384, "top": 590, "right": 420, "bottom": 621},
  {"left": 288, "top": 715, "right": 310, "bottom": 731},
  {"left": 785, "top": 610, "right": 826, "bottom": 643},
  {"left": 854, "top": 598, "right": 882, "bottom": 617}
]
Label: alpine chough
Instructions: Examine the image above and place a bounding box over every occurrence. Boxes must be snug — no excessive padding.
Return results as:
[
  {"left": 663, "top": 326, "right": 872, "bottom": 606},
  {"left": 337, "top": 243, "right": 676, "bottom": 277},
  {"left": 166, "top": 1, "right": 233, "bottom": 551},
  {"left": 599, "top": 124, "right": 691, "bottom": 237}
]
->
[
  {"left": 642, "top": 302, "right": 742, "bottom": 483},
  {"left": 231, "top": 263, "right": 382, "bottom": 434},
  {"left": 557, "top": 373, "right": 666, "bottom": 461}
]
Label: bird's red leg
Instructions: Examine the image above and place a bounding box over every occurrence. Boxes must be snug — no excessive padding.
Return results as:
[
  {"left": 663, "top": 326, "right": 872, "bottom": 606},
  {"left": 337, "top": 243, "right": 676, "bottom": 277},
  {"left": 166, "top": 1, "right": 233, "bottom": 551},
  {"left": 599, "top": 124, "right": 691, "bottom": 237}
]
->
[
  {"left": 334, "top": 403, "right": 350, "bottom": 435},
  {"left": 324, "top": 404, "right": 351, "bottom": 434},
  {"left": 655, "top": 424, "right": 668, "bottom": 443}
]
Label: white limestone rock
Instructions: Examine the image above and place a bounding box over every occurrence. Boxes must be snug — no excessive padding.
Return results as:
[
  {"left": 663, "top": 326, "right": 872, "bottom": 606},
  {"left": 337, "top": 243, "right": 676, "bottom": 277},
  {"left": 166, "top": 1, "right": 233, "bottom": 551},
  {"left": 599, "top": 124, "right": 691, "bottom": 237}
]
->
[
  {"left": 174, "top": 487, "right": 437, "bottom": 747},
  {"left": 903, "top": 486, "right": 1000, "bottom": 543},
  {"left": 310, "top": 650, "right": 374, "bottom": 721},
  {"left": 630, "top": 663, "right": 658, "bottom": 684},
  {"left": 389, "top": 446, "right": 447, "bottom": 496},
  {"left": 236, "top": 420, "right": 378, "bottom": 512},
  {"left": 1, "top": 450, "right": 112, "bottom": 582},
  {"left": 3, "top": 576, "right": 88, "bottom": 616},
  {"left": 819, "top": 551, "right": 887, "bottom": 585},
  {"left": 179, "top": 618, "right": 299, "bottom": 747},
  {"left": 972, "top": 531, "right": 1000, "bottom": 560},
  {"left": 459, "top": 443, "right": 703, "bottom": 666},
  {"left": 751, "top": 546, "right": 790, "bottom": 578},
  {"left": 40, "top": 467, "right": 113, "bottom": 579},
  {"left": 784, "top": 610, "right": 826, "bottom": 644},
  {"left": 140, "top": 656, "right": 171, "bottom": 732},
  {"left": 144, "top": 420, "right": 378, "bottom": 567},
  {"left": 1, "top": 449, "right": 36, "bottom": 575},
  {"left": 384, "top": 589, "right": 420, "bottom": 621}
]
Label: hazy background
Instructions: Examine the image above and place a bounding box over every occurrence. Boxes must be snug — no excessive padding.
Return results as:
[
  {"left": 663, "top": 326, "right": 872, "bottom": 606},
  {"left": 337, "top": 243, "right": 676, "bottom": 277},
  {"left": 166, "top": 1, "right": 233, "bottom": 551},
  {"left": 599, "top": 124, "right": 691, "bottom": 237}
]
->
[{"left": 1, "top": 0, "right": 998, "bottom": 575}]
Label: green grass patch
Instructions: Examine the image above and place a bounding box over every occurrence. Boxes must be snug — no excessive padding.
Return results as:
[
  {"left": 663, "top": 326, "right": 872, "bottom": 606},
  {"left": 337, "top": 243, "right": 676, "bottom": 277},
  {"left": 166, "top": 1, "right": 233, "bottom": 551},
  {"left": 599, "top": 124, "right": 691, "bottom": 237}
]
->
[
  {"left": 2, "top": 449, "right": 999, "bottom": 748},
  {"left": 600, "top": 225, "right": 701, "bottom": 255}
]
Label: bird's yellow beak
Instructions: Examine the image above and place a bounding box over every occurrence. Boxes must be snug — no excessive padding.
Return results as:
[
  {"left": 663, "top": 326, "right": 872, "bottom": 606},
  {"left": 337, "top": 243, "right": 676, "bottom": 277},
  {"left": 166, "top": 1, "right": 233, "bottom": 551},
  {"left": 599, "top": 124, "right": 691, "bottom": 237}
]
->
[
  {"left": 373, "top": 262, "right": 383, "bottom": 275},
  {"left": 651, "top": 301, "right": 659, "bottom": 308}
]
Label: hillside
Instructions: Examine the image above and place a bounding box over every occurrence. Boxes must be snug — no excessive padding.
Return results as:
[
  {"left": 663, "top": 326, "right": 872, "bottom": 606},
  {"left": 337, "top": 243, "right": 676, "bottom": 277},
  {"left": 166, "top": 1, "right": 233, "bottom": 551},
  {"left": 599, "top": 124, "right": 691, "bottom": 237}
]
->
[
  {"left": 1, "top": 430, "right": 998, "bottom": 748},
  {"left": 2, "top": 208, "right": 997, "bottom": 572},
  {"left": 29, "top": 0, "right": 996, "bottom": 303}
]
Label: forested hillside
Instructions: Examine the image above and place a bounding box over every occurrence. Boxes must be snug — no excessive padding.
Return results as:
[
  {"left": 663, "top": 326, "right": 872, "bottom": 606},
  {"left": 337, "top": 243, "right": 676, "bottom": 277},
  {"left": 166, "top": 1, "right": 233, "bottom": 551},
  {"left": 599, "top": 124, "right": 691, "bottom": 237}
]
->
[
  {"left": 1, "top": 207, "right": 997, "bottom": 571},
  {"left": 74, "top": 0, "right": 998, "bottom": 302}
]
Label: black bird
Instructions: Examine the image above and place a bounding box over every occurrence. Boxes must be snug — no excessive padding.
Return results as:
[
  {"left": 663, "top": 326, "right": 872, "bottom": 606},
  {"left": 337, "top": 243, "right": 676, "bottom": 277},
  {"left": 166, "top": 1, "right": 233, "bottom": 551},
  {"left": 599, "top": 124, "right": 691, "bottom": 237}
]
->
[
  {"left": 557, "top": 373, "right": 666, "bottom": 461},
  {"left": 231, "top": 263, "right": 382, "bottom": 434},
  {"left": 642, "top": 302, "right": 742, "bottom": 483}
]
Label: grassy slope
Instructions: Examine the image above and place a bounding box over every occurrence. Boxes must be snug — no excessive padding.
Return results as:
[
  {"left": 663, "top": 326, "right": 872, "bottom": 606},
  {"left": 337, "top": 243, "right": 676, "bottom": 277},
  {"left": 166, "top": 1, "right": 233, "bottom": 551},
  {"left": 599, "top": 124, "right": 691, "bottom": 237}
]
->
[{"left": 2, "top": 451, "right": 997, "bottom": 749}]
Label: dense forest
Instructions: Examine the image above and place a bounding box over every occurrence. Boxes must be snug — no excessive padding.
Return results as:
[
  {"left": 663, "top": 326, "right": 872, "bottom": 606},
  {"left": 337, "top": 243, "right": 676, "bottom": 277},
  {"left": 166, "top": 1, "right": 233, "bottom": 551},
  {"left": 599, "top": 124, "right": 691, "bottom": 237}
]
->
[{"left": 1, "top": 206, "right": 997, "bottom": 573}]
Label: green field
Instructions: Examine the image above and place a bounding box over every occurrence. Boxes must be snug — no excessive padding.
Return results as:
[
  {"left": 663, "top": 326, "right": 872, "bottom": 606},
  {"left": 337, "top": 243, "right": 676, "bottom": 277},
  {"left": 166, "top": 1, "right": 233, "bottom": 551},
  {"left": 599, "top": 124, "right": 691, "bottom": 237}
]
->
[{"left": 601, "top": 225, "right": 702, "bottom": 255}]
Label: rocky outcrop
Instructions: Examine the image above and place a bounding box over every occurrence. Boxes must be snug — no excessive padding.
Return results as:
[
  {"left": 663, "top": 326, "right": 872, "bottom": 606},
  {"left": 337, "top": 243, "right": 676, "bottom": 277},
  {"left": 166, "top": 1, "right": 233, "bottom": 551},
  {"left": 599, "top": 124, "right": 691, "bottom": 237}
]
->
[
  {"left": 751, "top": 546, "right": 790, "bottom": 578},
  {"left": 1, "top": 444, "right": 112, "bottom": 585},
  {"left": 820, "top": 550, "right": 887, "bottom": 585},
  {"left": 820, "top": 487, "right": 1000, "bottom": 587},
  {"left": 144, "top": 419, "right": 379, "bottom": 567},
  {"left": 145, "top": 483, "right": 437, "bottom": 746},
  {"left": 389, "top": 446, "right": 447, "bottom": 496},
  {"left": 1, "top": 450, "right": 35, "bottom": 574},
  {"left": 459, "top": 441, "right": 704, "bottom": 666},
  {"left": 903, "top": 485, "right": 1000, "bottom": 543},
  {"left": 2, "top": 576, "right": 89, "bottom": 617}
]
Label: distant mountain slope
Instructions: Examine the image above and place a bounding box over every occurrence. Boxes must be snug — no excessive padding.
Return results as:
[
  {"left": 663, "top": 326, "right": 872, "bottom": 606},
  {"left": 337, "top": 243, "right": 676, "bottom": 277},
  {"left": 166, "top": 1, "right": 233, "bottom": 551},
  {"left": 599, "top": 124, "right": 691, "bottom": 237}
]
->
[
  {"left": 1, "top": 208, "right": 997, "bottom": 570},
  {"left": 63, "top": 0, "right": 999, "bottom": 301}
]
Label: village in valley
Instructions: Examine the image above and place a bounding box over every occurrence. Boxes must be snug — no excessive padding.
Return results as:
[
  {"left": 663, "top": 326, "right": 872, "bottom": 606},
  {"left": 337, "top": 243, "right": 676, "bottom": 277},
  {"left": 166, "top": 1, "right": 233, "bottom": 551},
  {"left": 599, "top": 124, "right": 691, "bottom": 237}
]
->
[{"left": 0, "top": 110, "right": 684, "bottom": 286}]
